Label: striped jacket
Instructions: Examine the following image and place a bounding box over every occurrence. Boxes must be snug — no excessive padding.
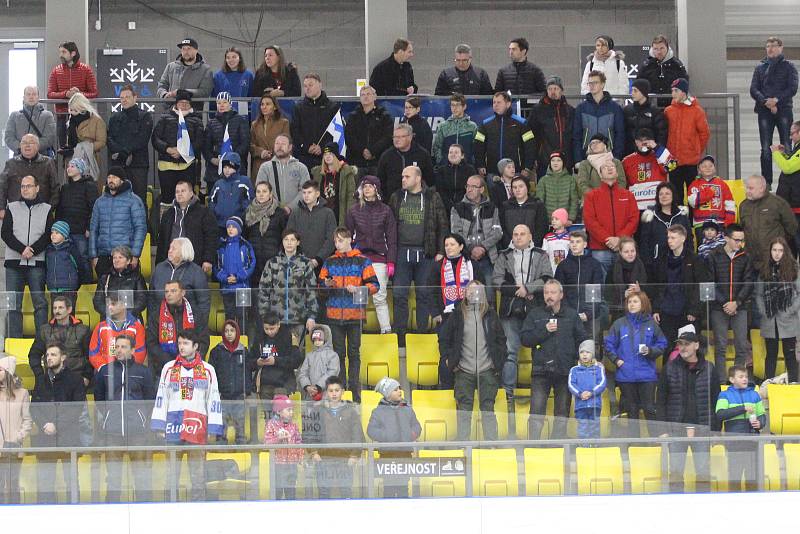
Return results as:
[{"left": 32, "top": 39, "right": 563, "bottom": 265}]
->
[
  {"left": 88, "top": 313, "right": 147, "bottom": 370},
  {"left": 715, "top": 385, "right": 766, "bottom": 434},
  {"left": 319, "top": 249, "right": 379, "bottom": 322}
]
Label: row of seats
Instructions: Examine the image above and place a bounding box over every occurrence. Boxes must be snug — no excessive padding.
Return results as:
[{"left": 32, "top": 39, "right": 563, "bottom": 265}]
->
[{"left": 12, "top": 442, "right": 798, "bottom": 503}]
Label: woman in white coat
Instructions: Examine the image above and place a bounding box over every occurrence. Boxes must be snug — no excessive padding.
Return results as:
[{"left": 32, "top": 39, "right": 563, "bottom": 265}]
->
[{"left": 581, "top": 35, "right": 629, "bottom": 96}]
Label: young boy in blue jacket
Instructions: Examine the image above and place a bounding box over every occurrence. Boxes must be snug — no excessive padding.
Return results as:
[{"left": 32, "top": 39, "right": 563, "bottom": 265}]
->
[
  {"left": 568, "top": 340, "right": 607, "bottom": 440},
  {"left": 215, "top": 216, "right": 256, "bottom": 328},
  {"left": 45, "top": 220, "right": 90, "bottom": 306},
  {"left": 209, "top": 152, "right": 253, "bottom": 232},
  {"left": 716, "top": 365, "right": 766, "bottom": 492}
]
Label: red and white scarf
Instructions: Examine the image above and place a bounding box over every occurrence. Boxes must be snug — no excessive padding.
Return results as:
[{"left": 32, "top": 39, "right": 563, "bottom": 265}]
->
[
  {"left": 440, "top": 256, "right": 473, "bottom": 313},
  {"left": 158, "top": 298, "right": 195, "bottom": 355}
]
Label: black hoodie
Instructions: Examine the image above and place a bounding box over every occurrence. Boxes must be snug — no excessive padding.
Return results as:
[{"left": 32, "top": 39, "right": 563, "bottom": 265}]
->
[{"left": 55, "top": 175, "right": 99, "bottom": 234}]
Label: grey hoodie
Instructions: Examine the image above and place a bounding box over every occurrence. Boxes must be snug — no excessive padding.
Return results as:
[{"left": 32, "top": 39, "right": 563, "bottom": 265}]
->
[
  {"left": 297, "top": 324, "right": 340, "bottom": 391},
  {"left": 4, "top": 103, "right": 57, "bottom": 154},
  {"left": 255, "top": 155, "right": 310, "bottom": 208},
  {"left": 157, "top": 53, "right": 214, "bottom": 100}
]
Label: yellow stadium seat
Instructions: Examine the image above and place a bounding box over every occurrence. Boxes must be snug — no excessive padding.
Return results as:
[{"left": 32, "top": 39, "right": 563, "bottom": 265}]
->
[
  {"left": 767, "top": 384, "right": 800, "bottom": 434},
  {"left": 629, "top": 446, "right": 663, "bottom": 494},
  {"left": 524, "top": 447, "right": 564, "bottom": 495},
  {"left": 18, "top": 455, "right": 37, "bottom": 503},
  {"left": 785, "top": 443, "right": 800, "bottom": 490},
  {"left": 728, "top": 180, "right": 745, "bottom": 221},
  {"left": 140, "top": 233, "right": 152, "bottom": 281},
  {"left": 204, "top": 335, "right": 249, "bottom": 361},
  {"left": 517, "top": 346, "right": 532, "bottom": 386},
  {"left": 360, "top": 390, "right": 382, "bottom": 440},
  {"left": 205, "top": 451, "right": 253, "bottom": 500},
  {"left": 76, "top": 284, "right": 101, "bottom": 329},
  {"left": 472, "top": 389, "right": 509, "bottom": 440},
  {"left": 472, "top": 448, "right": 518, "bottom": 496},
  {"left": 4, "top": 337, "right": 34, "bottom": 359},
  {"left": 576, "top": 446, "right": 623, "bottom": 495},
  {"left": 359, "top": 333, "right": 399, "bottom": 386},
  {"left": 209, "top": 286, "right": 225, "bottom": 334},
  {"left": 21, "top": 287, "right": 37, "bottom": 336},
  {"left": 710, "top": 444, "right": 728, "bottom": 492},
  {"left": 405, "top": 333, "right": 440, "bottom": 387},
  {"left": 417, "top": 449, "right": 466, "bottom": 497},
  {"left": 512, "top": 388, "right": 532, "bottom": 439},
  {"left": 147, "top": 188, "right": 153, "bottom": 212},
  {"left": 258, "top": 451, "right": 271, "bottom": 499},
  {"left": 764, "top": 443, "right": 781, "bottom": 491},
  {"left": 412, "top": 390, "right": 458, "bottom": 442}
]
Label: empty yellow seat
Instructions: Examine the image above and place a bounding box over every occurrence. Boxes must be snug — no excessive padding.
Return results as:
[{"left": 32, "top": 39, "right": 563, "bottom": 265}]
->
[
  {"left": 517, "top": 346, "right": 532, "bottom": 386},
  {"left": 785, "top": 443, "right": 800, "bottom": 491},
  {"left": 258, "top": 451, "right": 271, "bottom": 499},
  {"left": 205, "top": 451, "right": 253, "bottom": 500},
  {"left": 764, "top": 443, "right": 781, "bottom": 491},
  {"left": 140, "top": 233, "right": 152, "bottom": 281},
  {"left": 359, "top": 333, "right": 400, "bottom": 386},
  {"left": 524, "top": 447, "right": 564, "bottom": 495},
  {"left": 629, "top": 446, "right": 663, "bottom": 494},
  {"left": 472, "top": 448, "right": 518, "bottom": 496},
  {"left": 360, "top": 390, "right": 382, "bottom": 440},
  {"left": 576, "top": 446, "right": 623, "bottom": 495},
  {"left": 4, "top": 337, "right": 34, "bottom": 359},
  {"left": 405, "top": 333, "right": 440, "bottom": 387},
  {"left": 418, "top": 449, "right": 466, "bottom": 497},
  {"left": 412, "top": 390, "right": 457, "bottom": 442},
  {"left": 767, "top": 384, "right": 800, "bottom": 434}
]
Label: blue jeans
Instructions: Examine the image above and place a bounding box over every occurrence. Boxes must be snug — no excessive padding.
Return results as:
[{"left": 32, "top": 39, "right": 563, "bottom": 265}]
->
[
  {"left": 500, "top": 316, "right": 524, "bottom": 393},
  {"left": 71, "top": 233, "right": 88, "bottom": 270},
  {"left": 590, "top": 249, "right": 615, "bottom": 279},
  {"left": 575, "top": 407, "right": 601, "bottom": 439},
  {"left": 757, "top": 108, "right": 793, "bottom": 185},
  {"left": 392, "top": 247, "right": 434, "bottom": 334},
  {"left": 5, "top": 265, "right": 47, "bottom": 336}
]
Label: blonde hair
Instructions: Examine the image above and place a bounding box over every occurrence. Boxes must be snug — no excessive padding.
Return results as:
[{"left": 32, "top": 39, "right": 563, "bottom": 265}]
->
[
  {"left": 68, "top": 92, "right": 100, "bottom": 118},
  {"left": 459, "top": 280, "right": 489, "bottom": 319}
]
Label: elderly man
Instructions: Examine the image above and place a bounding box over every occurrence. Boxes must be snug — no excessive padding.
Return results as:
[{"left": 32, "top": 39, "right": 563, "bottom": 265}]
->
[
  {"left": 0, "top": 134, "right": 59, "bottom": 214},
  {"left": 492, "top": 223, "right": 553, "bottom": 397},
  {"left": 434, "top": 43, "right": 493, "bottom": 96},
  {"left": 4, "top": 86, "right": 57, "bottom": 156},
  {"left": 738, "top": 174, "right": 797, "bottom": 271},
  {"left": 344, "top": 85, "right": 393, "bottom": 174},
  {"left": 376, "top": 123, "right": 435, "bottom": 200}
]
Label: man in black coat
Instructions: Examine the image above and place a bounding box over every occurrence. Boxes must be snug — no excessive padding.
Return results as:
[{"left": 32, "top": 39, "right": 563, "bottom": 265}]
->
[
  {"left": 434, "top": 44, "right": 493, "bottom": 96},
  {"left": 520, "top": 279, "right": 589, "bottom": 440},
  {"left": 290, "top": 72, "right": 338, "bottom": 169},
  {"left": 526, "top": 76, "right": 575, "bottom": 176},
  {"left": 344, "top": 85, "right": 393, "bottom": 175},
  {"left": 30, "top": 342, "right": 87, "bottom": 503},
  {"left": 622, "top": 79, "right": 667, "bottom": 156},
  {"left": 376, "top": 123, "right": 435, "bottom": 200},
  {"left": 369, "top": 38, "right": 417, "bottom": 96},
  {"left": 107, "top": 84, "right": 153, "bottom": 205},
  {"left": 156, "top": 179, "right": 218, "bottom": 273},
  {"left": 640, "top": 35, "right": 689, "bottom": 108},
  {"left": 495, "top": 38, "right": 546, "bottom": 97}
]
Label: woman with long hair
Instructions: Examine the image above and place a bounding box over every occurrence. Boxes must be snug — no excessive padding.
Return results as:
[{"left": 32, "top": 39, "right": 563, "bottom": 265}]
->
[
  {"left": 60, "top": 92, "right": 106, "bottom": 175},
  {"left": 245, "top": 181, "right": 289, "bottom": 284},
  {"left": 0, "top": 356, "right": 32, "bottom": 503},
  {"left": 252, "top": 45, "right": 301, "bottom": 100},
  {"left": 606, "top": 236, "right": 648, "bottom": 321},
  {"left": 250, "top": 94, "right": 291, "bottom": 174},
  {"left": 437, "top": 280, "right": 506, "bottom": 440},
  {"left": 430, "top": 233, "right": 475, "bottom": 328},
  {"left": 212, "top": 46, "right": 254, "bottom": 114},
  {"left": 755, "top": 236, "right": 800, "bottom": 381},
  {"left": 639, "top": 181, "right": 693, "bottom": 272},
  {"left": 604, "top": 291, "right": 667, "bottom": 437}
]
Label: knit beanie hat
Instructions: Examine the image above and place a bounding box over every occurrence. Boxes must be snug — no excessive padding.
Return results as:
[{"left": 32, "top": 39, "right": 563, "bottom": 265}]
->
[
  {"left": 546, "top": 76, "right": 564, "bottom": 90},
  {"left": 375, "top": 377, "right": 400, "bottom": 400},
  {"left": 632, "top": 78, "right": 651, "bottom": 98},
  {"left": 671, "top": 78, "right": 689, "bottom": 94},
  {"left": 358, "top": 175, "right": 382, "bottom": 200},
  {"left": 68, "top": 158, "right": 87, "bottom": 176},
  {"left": 497, "top": 158, "right": 515, "bottom": 175},
  {"left": 272, "top": 394, "right": 293, "bottom": 414},
  {"left": 589, "top": 133, "right": 609, "bottom": 146},
  {"left": 549, "top": 151, "right": 565, "bottom": 163},
  {"left": 107, "top": 166, "right": 127, "bottom": 180},
  {"left": 551, "top": 208, "right": 569, "bottom": 226},
  {"left": 52, "top": 220, "right": 71, "bottom": 240},
  {"left": 578, "top": 339, "right": 595, "bottom": 357},
  {"left": 226, "top": 216, "right": 243, "bottom": 234},
  {"left": 0, "top": 355, "right": 16, "bottom": 375},
  {"left": 216, "top": 91, "right": 232, "bottom": 103}
]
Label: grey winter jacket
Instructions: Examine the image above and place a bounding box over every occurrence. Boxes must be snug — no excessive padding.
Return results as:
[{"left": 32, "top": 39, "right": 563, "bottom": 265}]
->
[
  {"left": 4, "top": 104, "right": 57, "bottom": 155},
  {"left": 286, "top": 198, "right": 337, "bottom": 264},
  {"left": 754, "top": 272, "right": 800, "bottom": 339},
  {"left": 148, "top": 260, "right": 211, "bottom": 328},
  {"left": 255, "top": 156, "right": 310, "bottom": 209},
  {"left": 492, "top": 244, "right": 553, "bottom": 318},
  {"left": 157, "top": 54, "right": 214, "bottom": 100},
  {"left": 449, "top": 196, "right": 503, "bottom": 263},
  {"left": 258, "top": 252, "right": 319, "bottom": 325},
  {"left": 297, "top": 324, "right": 340, "bottom": 390}
]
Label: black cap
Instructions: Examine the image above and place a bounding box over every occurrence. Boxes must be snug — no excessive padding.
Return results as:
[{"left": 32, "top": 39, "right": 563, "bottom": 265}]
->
[
  {"left": 177, "top": 38, "right": 199, "bottom": 49},
  {"left": 589, "top": 133, "right": 609, "bottom": 145},
  {"left": 632, "top": 78, "right": 651, "bottom": 98},
  {"left": 699, "top": 154, "right": 715, "bottom": 165},
  {"left": 175, "top": 89, "right": 193, "bottom": 103},
  {"left": 702, "top": 220, "right": 720, "bottom": 231},
  {"left": 107, "top": 166, "right": 127, "bottom": 180}
]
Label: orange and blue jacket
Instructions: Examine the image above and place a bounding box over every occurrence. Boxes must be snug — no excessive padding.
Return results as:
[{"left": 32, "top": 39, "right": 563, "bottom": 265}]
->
[{"left": 319, "top": 249, "right": 379, "bottom": 322}]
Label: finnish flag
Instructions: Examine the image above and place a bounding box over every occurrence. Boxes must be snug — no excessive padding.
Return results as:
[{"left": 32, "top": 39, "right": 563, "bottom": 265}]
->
[
  {"left": 218, "top": 124, "right": 233, "bottom": 175},
  {"left": 177, "top": 109, "right": 195, "bottom": 164},
  {"left": 324, "top": 109, "right": 346, "bottom": 157}
]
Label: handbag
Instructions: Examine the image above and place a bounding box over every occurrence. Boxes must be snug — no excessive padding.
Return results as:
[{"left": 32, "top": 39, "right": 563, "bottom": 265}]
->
[{"left": 21, "top": 108, "right": 56, "bottom": 158}]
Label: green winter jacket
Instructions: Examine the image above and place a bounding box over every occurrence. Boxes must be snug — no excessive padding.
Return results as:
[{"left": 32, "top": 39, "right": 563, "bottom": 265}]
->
[
  {"left": 536, "top": 167, "right": 579, "bottom": 221},
  {"left": 431, "top": 114, "right": 478, "bottom": 165}
]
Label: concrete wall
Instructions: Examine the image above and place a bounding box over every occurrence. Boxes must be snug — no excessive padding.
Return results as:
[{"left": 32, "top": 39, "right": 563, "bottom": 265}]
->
[{"left": 0, "top": 0, "right": 676, "bottom": 96}]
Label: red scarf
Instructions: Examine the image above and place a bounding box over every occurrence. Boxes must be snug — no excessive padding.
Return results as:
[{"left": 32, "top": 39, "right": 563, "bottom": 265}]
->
[
  {"left": 440, "top": 256, "right": 473, "bottom": 312},
  {"left": 221, "top": 319, "right": 241, "bottom": 352},
  {"left": 158, "top": 298, "right": 195, "bottom": 354}
]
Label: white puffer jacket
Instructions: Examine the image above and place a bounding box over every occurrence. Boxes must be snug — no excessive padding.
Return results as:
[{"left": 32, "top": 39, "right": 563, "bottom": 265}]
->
[{"left": 581, "top": 50, "right": 629, "bottom": 96}]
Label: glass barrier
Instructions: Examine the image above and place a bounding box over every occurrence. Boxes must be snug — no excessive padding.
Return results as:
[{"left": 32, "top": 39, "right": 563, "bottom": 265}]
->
[{"left": 0, "top": 281, "right": 797, "bottom": 503}]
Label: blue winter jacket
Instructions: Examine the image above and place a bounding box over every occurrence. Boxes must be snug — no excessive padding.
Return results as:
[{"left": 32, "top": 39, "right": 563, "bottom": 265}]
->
[
  {"left": 568, "top": 363, "right": 606, "bottom": 411},
  {"left": 45, "top": 239, "right": 89, "bottom": 291},
  {"left": 88, "top": 180, "right": 147, "bottom": 258},
  {"left": 604, "top": 312, "right": 667, "bottom": 383},
  {"left": 215, "top": 235, "right": 257, "bottom": 292},
  {"left": 209, "top": 170, "right": 254, "bottom": 228},
  {"left": 750, "top": 55, "right": 799, "bottom": 112},
  {"left": 573, "top": 91, "right": 625, "bottom": 162}
]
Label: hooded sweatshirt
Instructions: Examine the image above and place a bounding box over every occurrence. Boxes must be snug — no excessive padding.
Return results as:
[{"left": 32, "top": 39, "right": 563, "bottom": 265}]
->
[
  {"left": 296, "top": 325, "right": 340, "bottom": 390},
  {"left": 255, "top": 155, "right": 310, "bottom": 209},
  {"left": 208, "top": 320, "right": 250, "bottom": 399}
]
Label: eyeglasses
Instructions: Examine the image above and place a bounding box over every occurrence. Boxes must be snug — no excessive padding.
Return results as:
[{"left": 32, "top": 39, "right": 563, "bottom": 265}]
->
[
  {"left": 466, "top": 184, "right": 483, "bottom": 190},
  {"left": 20, "top": 184, "right": 36, "bottom": 189}
]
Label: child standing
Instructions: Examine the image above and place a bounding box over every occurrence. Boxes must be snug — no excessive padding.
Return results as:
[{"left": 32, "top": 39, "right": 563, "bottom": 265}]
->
[
  {"left": 568, "top": 340, "right": 607, "bottom": 440},
  {"left": 208, "top": 152, "right": 254, "bottom": 233},
  {"left": 715, "top": 365, "right": 766, "bottom": 492},
  {"left": 303, "top": 376, "right": 364, "bottom": 499},
  {"left": 542, "top": 208, "right": 572, "bottom": 272},
  {"left": 215, "top": 216, "right": 256, "bottom": 328},
  {"left": 297, "top": 325, "right": 340, "bottom": 401},
  {"left": 697, "top": 220, "right": 726, "bottom": 260},
  {"left": 264, "top": 394, "right": 303, "bottom": 500},
  {"left": 367, "top": 377, "right": 421, "bottom": 498},
  {"left": 208, "top": 320, "right": 250, "bottom": 444},
  {"left": 55, "top": 158, "right": 98, "bottom": 267},
  {"left": 45, "top": 220, "right": 89, "bottom": 306}
]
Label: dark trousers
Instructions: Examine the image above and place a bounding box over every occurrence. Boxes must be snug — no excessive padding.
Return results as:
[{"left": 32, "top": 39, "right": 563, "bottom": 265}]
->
[
  {"left": 764, "top": 336, "right": 799, "bottom": 382},
  {"left": 393, "top": 246, "right": 434, "bottom": 335},
  {"left": 757, "top": 108, "right": 793, "bottom": 185},
  {"left": 0, "top": 451, "right": 22, "bottom": 503},
  {"left": 668, "top": 438, "right": 710, "bottom": 493},
  {"left": 454, "top": 369, "right": 499, "bottom": 441},
  {"left": 617, "top": 381, "right": 657, "bottom": 437},
  {"left": 330, "top": 321, "right": 362, "bottom": 402},
  {"left": 529, "top": 371, "right": 572, "bottom": 440},
  {"left": 669, "top": 165, "right": 697, "bottom": 205},
  {"left": 98, "top": 433, "right": 152, "bottom": 502},
  {"left": 575, "top": 407, "right": 601, "bottom": 439},
  {"left": 5, "top": 265, "right": 47, "bottom": 336},
  {"left": 158, "top": 164, "right": 197, "bottom": 205},
  {"left": 126, "top": 165, "right": 149, "bottom": 207}
]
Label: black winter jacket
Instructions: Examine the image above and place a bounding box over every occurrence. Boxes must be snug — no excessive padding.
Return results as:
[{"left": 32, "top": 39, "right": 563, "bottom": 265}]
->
[
  {"left": 435, "top": 65, "right": 493, "bottom": 96},
  {"left": 554, "top": 253, "right": 607, "bottom": 322},
  {"left": 494, "top": 60, "right": 546, "bottom": 96},
  {"left": 248, "top": 327, "right": 302, "bottom": 391},
  {"left": 640, "top": 53, "right": 689, "bottom": 107},
  {"left": 290, "top": 91, "right": 339, "bottom": 168},
  {"left": 209, "top": 342, "right": 250, "bottom": 399},
  {"left": 434, "top": 161, "right": 477, "bottom": 214},
  {"left": 203, "top": 110, "right": 251, "bottom": 166},
  {"left": 94, "top": 359, "right": 156, "bottom": 437},
  {"left": 649, "top": 248, "right": 709, "bottom": 318},
  {"left": 388, "top": 185, "right": 449, "bottom": 259},
  {"left": 750, "top": 54, "right": 799, "bottom": 112},
  {"left": 438, "top": 308, "right": 507, "bottom": 374},
  {"left": 638, "top": 205, "right": 694, "bottom": 270},
  {"left": 93, "top": 265, "right": 148, "bottom": 319},
  {"left": 54, "top": 176, "right": 99, "bottom": 235},
  {"left": 500, "top": 196, "right": 549, "bottom": 248},
  {"left": 526, "top": 96, "right": 575, "bottom": 170},
  {"left": 370, "top": 55, "right": 417, "bottom": 96},
  {"left": 251, "top": 63, "right": 301, "bottom": 98},
  {"left": 344, "top": 104, "right": 394, "bottom": 169},
  {"left": 376, "top": 144, "right": 435, "bottom": 201},
  {"left": 706, "top": 246, "right": 755, "bottom": 309},
  {"left": 401, "top": 114, "right": 433, "bottom": 155},
  {"left": 31, "top": 367, "right": 86, "bottom": 446},
  {"left": 156, "top": 198, "right": 219, "bottom": 266},
  {"left": 622, "top": 101, "right": 667, "bottom": 156},
  {"left": 107, "top": 105, "right": 154, "bottom": 168},
  {"left": 520, "top": 303, "right": 589, "bottom": 375},
  {"left": 657, "top": 356, "right": 720, "bottom": 430},
  {"left": 245, "top": 206, "right": 288, "bottom": 284},
  {"left": 151, "top": 108, "right": 204, "bottom": 162},
  {"left": 474, "top": 111, "right": 536, "bottom": 174}
]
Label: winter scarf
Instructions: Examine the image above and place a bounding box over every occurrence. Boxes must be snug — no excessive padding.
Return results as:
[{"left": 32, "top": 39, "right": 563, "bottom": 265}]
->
[
  {"left": 159, "top": 299, "right": 195, "bottom": 354},
  {"left": 441, "top": 255, "right": 473, "bottom": 313},
  {"left": 245, "top": 195, "right": 278, "bottom": 235},
  {"left": 763, "top": 261, "right": 795, "bottom": 318},
  {"left": 221, "top": 319, "right": 241, "bottom": 352},
  {"left": 66, "top": 111, "right": 90, "bottom": 148}
]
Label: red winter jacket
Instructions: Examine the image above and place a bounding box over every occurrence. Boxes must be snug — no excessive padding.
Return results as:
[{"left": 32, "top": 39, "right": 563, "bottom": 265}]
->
[
  {"left": 47, "top": 62, "right": 99, "bottom": 113},
  {"left": 583, "top": 181, "right": 639, "bottom": 251}
]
